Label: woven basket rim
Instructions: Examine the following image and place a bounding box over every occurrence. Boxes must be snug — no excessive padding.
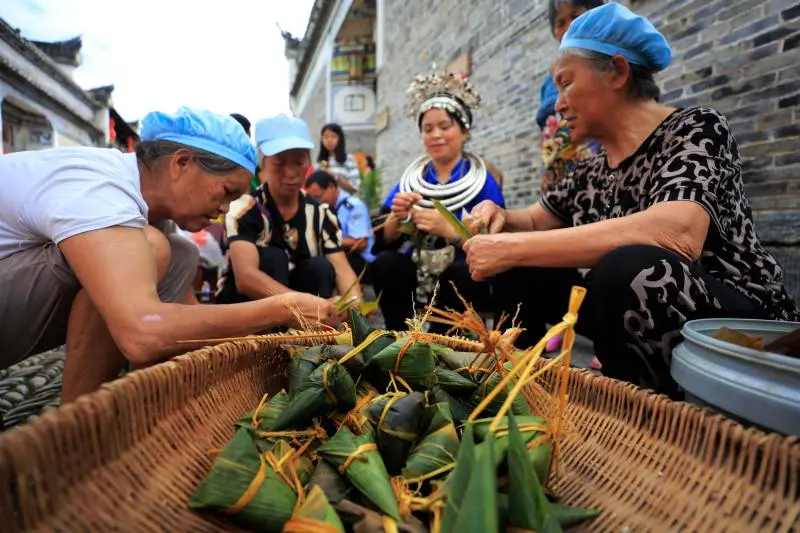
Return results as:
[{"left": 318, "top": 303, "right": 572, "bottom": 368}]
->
[{"left": 0, "top": 336, "right": 798, "bottom": 532}]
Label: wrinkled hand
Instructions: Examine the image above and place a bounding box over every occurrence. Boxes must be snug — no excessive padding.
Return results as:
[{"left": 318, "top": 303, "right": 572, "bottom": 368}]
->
[
  {"left": 470, "top": 200, "right": 506, "bottom": 234},
  {"left": 390, "top": 192, "right": 422, "bottom": 220},
  {"left": 278, "top": 292, "right": 339, "bottom": 327},
  {"left": 463, "top": 234, "right": 515, "bottom": 281},
  {"left": 411, "top": 208, "right": 454, "bottom": 240}
]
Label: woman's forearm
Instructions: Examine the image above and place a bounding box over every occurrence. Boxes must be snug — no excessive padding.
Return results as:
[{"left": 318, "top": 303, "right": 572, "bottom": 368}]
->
[
  {"left": 503, "top": 207, "right": 538, "bottom": 232},
  {"left": 381, "top": 216, "right": 402, "bottom": 244},
  {"left": 506, "top": 206, "right": 706, "bottom": 269}
]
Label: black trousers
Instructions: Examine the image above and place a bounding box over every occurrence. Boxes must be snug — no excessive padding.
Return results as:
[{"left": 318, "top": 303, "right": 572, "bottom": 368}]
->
[
  {"left": 218, "top": 247, "right": 336, "bottom": 303},
  {"left": 371, "top": 250, "right": 492, "bottom": 332},
  {"left": 491, "top": 245, "right": 763, "bottom": 398}
]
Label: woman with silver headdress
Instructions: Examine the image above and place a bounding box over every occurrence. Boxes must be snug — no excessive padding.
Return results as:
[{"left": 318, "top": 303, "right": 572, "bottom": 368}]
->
[{"left": 371, "top": 71, "right": 505, "bottom": 331}]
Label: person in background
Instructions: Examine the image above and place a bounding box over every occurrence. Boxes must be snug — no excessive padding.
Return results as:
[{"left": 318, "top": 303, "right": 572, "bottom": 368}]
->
[
  {"left": 0, "top": 107, "right": 337, "bottom": 402},
  {"left": 315, "top": 123, "right": 362, "bottom": 195},
  {"left": 465, "top": 3, "right": 799, "bottom": 397},
  {"left": 217, "top": 114, "right": 362, "bottom": 304},
  {"left": 537, "top": 0, "right": 605, "bottom": 193},
  {"left": 305, "top": 170, "right": 375, "bottom": 281},
  {"left": 230, "top": 113, "right": 251, "bottom": 137}
]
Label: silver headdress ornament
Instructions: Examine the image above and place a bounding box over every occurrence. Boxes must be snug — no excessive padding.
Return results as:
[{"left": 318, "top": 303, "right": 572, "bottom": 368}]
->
[{"left": 405, "top": 66, "right": 482, "bottom": 130}]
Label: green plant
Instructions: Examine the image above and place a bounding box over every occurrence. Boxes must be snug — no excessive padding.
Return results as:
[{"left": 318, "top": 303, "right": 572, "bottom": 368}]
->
[{"left": 360, "top": 162, "right": 383, "bottom": 213}]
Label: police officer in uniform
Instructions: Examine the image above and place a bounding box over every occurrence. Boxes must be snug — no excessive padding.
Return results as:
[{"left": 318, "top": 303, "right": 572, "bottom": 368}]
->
[{"left": 305, "top": 170, "right": 374, "bottom": 281}]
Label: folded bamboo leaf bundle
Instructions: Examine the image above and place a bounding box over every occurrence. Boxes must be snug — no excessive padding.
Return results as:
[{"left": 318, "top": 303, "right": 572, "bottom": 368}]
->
[{"left": 189, "top": 303, "right": 598, "bottom": 533}]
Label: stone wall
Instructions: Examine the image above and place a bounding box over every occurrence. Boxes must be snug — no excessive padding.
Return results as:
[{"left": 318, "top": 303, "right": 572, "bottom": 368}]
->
[
  {"left": 344, "top": 129, "right": 377, "bottom": 156},
  {"left": 375, "top": 0, "right": 800, "bottom": 212}
]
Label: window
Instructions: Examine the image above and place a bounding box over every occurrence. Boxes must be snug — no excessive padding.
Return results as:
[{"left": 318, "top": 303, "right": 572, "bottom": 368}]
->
[{"left": 344, "top": 94, "right": 366, "bottom": 113}]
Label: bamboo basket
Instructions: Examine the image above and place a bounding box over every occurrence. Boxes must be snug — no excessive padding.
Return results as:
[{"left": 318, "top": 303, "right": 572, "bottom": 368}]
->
[{"left": 0, "top": 333, "right": 798, "bottom": 533}]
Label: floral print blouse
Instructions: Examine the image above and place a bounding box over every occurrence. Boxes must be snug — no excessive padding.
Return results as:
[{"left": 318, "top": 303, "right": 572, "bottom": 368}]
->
[{"left": 537, "top": 74, "right": 601, "bottom": 192}]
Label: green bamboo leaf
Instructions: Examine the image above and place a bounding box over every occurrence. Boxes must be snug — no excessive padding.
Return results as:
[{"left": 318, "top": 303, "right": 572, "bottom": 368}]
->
[
  {"left": 441, "top": 423, "right": 477, "bottom": 532},
  {"left": 507, "top": 412, "right": 562, "bottom": 533},
  {"left": 497, "top": 494, "right": 600, "bottom": 529},
  {"left": 551, "top": 502, "right": 600, "bottom": 527},
  {"left": 235, "top": 390, "right": 290, "bottom": 432},
  {"left": 432, "top": 199, "right": 473, "bottom": 241},
  {"left": 451, "top": 430, "right": 499, "bottom": 533},
  {"left": 402, "top": 402, "right": 460, "bottom": 480},
  {"left": 529, "top": 440, "right": 554, "bottom": 486},
  {"left": 435, "top": 367, "right": 478, "bottom": 393},
  {"left": 335, "top": 265, "right": 368, "bottom": 311},
  {"left": 317, "top": 427, "right": 401, "bottom": 521}
]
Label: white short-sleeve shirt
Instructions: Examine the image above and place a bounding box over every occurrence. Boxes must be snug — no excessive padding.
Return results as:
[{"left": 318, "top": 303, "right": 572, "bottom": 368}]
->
[{"left": 0, "top": 147, "right": 148, "bottom": 260}]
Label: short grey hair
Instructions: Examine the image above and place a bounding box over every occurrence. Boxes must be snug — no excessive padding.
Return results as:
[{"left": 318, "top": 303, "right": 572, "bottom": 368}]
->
[
  {"left": 557, "top": 48, "right": 661, "bottom": 101},
  {"left": 135, "top": 140, "right": 244, "bottom": 174}
]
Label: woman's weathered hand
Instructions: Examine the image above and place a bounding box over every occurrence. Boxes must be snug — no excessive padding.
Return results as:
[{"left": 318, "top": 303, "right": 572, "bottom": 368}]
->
[
  {"left": 278, "top": 292, "right": 340, "bottom": 327},
  {"left": 411, "top": 208, "right": 454, "bottom": 240},
  {"left": 390, "top": 192, "right": 423, "bottom": 220},
  {"left": 463, "top": 234, "right": 515, "bottom": 281},
  {"left": 470, "top": 200, "right": 506, "bottom": 234}
]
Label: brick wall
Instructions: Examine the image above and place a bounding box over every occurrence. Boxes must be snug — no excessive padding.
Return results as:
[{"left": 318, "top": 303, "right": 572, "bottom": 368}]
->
[{"left": 375, "top": 0, "right": 800, "bottom": 212}]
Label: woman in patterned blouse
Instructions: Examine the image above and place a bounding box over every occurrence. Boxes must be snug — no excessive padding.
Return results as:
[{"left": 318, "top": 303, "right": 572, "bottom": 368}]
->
[{"left": 464, "top": 3, "right": 800, "bottom": 397}]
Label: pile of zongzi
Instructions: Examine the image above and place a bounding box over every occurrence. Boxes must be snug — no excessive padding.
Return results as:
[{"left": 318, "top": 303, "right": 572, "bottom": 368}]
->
[{"left": 188, "top": 309, "right": 599, "bottom": 532}]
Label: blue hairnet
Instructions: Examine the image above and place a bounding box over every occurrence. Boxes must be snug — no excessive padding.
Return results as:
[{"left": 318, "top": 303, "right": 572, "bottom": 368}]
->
[
  {"left": 560, "top": 2, "right": 672, "bottom": 71},
  {"left": 140, "top": 107, "right": 258, "bottom": 174}
]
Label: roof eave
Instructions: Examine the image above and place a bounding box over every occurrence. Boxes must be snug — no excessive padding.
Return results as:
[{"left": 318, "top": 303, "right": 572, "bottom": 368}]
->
[{"left": 290, "top": 0, "right": 337, "bottom": 98}]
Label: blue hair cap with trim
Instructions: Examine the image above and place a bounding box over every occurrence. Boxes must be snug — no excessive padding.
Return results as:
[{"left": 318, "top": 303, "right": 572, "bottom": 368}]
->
[
  {"left": 140, "top": 106, "right": 257, "bottom": 174},
  {"left": 560, "top": 2, "right": 672, "bottom": 71}
]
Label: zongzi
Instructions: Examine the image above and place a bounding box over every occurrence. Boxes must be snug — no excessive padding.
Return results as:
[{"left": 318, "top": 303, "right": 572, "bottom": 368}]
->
[
  {"left": 403, "top": 402, "right": 459, "bottom": 480},
  {"left": 465, "top": 371, "right": 532, "bottom": 418},
  {"left": 317, "top": 427, "right": 401, "bottom": 521},
  {"left": 189, "top": 428, "right": 297, "bottom": 533},
  {"left": 273, "top": 361, "right": 357, "bottom": 431},
  {"left": 435, "top": 367, "right": 478, "bottom": 393},
  {"left": 368, "top": 338, "right": 438, "bottom": 390},
  {"left": 365, "top": 391, "right": 426, "bottom": 475},
  {"left": 282, "top": 484, "right": 345, "bottom": 533},
  {"left": 236, "top": 391, "right": 291, "bottom": 433}
]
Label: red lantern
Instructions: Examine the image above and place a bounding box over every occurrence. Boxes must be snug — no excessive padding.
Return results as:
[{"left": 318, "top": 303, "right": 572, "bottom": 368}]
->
[{"left": 109, "top": 117, "right": 117, "bottom": 142}]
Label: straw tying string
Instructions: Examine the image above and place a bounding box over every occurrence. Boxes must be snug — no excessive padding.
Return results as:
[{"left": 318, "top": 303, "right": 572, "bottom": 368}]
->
[
  {"left": 339, "top": 329, "right": 387, "bottom": 365},
  {"left": 430, "top": 501, "right": 444, "bottom": 533},
  {"left": 338, "top": 390, "right": 377, "bottom": 433},
  {"left": 377, "top": 393, "right": 405, "bottom": 438},
  {"left": 403, "top": 461, "right": 456, "bottom": 485},
  {"left": 265, "top": 450, "right": 306, "bottom": 510},
  {"left": 393, "top": 336, "right": 417, "bottom": 374},
  {"left": 250, "top": 393, "right": 270, "bottom": 427},
  {"left": 383, "top": 516, "right": 399, "bottom": 533},
  {"left": 321, "top": 362, "right": 337, "bottom": 406},
  {"left": 257, "top": 429, "right": 318, "bottom": 439},
  {"left": 454, "top": 366, "right": 494, "bottom": 375},
  {"left": 388, "top": 373, "right": 414, "bottom": 394},
  {"left": 338, "top": 443, "right": 378, "bottom": 474},
  {"left": 283, "top": 516, "right": 342, "bottom": 533},
  {"left": 222, "top": 453, "right": 268, "bottom": 515}
]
